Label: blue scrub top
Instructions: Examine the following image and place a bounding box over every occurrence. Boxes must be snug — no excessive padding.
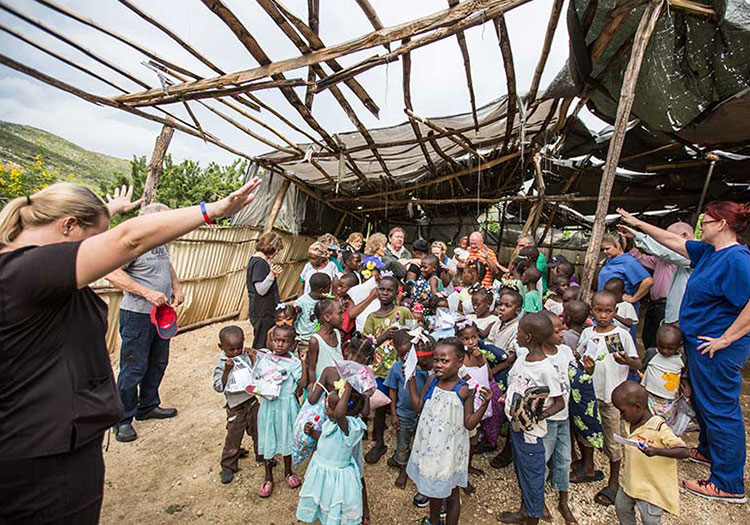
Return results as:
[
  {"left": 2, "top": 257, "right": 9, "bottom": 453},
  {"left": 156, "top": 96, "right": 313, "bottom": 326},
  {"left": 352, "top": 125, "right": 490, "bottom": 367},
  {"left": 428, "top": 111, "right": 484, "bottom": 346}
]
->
[
  {"left": 597, "top": 252, "right": 650, "bottom": 295},
  {"left": 680, "top": 241, "right": 750, "bottom": 346}
]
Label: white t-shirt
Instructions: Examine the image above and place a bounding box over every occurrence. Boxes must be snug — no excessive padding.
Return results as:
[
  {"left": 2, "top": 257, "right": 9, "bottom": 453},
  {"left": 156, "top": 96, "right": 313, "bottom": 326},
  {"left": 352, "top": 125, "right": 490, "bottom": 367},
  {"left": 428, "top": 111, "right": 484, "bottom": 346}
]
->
[
  {"left": 504, "top": 354, "right": 563, "bottom": 438},
  {"left": 576, "top": 325, "right": 638, "bottom": 403},
  {"left": 613, "top": 301, "right": 638, "bottom": 331},
  {"left": 544, "top": 298, "right": 564, "bottom": 316},
  {"left": 643, "top": 353, "right": 684, "bottom": 400},
  {"left": 544, "top": 344, "right": 575, "bottom": 421},
  {"left": 468, "top": 313, "right": 499, "bottom": 334},
  {"left": 300, "top": 260, "right": 340, "bottom": 295}
]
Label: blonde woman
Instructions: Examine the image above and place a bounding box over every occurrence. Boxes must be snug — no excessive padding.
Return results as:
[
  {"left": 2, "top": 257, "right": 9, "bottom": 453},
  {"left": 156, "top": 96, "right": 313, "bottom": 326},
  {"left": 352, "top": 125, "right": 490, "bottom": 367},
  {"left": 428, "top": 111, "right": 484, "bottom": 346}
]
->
[
  {"left": 0, "top": 179, "right": 261, "bottom": 524},
  {"left": 361, "top": 232, "right": 387, "bottom": 279},
  {"left": 344, "top": 231, "right": 364, "bottom": 254}
]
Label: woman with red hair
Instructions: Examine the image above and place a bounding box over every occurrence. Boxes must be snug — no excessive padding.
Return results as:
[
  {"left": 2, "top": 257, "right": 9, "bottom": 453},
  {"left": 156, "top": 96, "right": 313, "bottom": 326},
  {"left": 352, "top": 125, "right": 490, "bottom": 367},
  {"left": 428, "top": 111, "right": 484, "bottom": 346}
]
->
[{"left": 618, "top": 202, "right": 750, "bottom": 504}]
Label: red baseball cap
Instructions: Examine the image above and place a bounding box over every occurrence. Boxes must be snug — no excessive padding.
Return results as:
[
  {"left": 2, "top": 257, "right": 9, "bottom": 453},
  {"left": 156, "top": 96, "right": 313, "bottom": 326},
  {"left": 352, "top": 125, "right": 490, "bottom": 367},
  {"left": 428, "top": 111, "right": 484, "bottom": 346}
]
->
[{"left": 150, "top": 303, "right": 178, "bottom": 339}]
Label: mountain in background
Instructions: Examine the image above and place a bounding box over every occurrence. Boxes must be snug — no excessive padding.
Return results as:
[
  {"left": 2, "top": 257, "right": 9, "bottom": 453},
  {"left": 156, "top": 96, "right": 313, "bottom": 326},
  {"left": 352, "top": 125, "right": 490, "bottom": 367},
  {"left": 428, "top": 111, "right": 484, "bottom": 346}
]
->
[{"left": 0, "top": 120, "right": 131, "bottom": 184}]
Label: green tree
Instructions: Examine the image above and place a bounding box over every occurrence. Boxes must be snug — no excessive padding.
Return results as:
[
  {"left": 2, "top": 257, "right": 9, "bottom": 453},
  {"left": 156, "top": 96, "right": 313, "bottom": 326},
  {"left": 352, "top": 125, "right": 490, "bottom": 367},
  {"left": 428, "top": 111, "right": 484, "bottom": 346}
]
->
[{"left": 102, "top": 155, "right": 248, "bottom": 225}]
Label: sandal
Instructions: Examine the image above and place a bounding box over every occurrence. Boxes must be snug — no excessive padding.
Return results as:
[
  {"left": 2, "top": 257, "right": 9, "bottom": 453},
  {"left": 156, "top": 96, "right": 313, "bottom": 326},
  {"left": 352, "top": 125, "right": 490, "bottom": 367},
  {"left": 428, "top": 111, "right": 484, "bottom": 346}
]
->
[
  {"left": 286, "top": 473, "right": 302, "bottom": 489},
  {"left": 687, "top": 447, "right": 710, "bottom": 467},
  {"left": 258, "top": 480, "right": 273, "bottom": 498},
  {"left": 569, "top": 467, "right": 604, "bottom": 484},
  {"left": 490, "top": 453, "right": 512, "bottom": 469},
  {"left": 594, "top": 486, "right": 617, "bottom": 507},
  {"left": 364, "top": 444, "right": 387, "bottom": 464}
]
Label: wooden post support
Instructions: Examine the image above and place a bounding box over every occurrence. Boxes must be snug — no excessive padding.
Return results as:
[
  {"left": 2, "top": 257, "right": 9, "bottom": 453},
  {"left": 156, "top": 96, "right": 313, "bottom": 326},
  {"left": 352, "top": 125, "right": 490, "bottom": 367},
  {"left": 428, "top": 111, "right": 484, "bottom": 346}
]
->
[
  {"left": 693, "top": 153, "right": 718, "bottom": 225},
  {"left": 579, "top": 0, "right": 664, "bottom": 301},
  {"left": 333, "top": 213, "right": 347, "bottom": 237},
  {"left": 264, "top": 179, "right": 291, "bottom": 233},
  {"left": 141, "top": 122, "right": 175, "bottom": 208}
]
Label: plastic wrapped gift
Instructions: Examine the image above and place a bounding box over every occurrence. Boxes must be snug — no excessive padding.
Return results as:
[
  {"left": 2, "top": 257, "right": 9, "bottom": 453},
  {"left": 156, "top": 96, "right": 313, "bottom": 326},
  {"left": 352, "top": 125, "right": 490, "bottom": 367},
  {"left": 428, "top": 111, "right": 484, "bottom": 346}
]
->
[
  {"left": 334, "top": 360, "right": 376, "bottom": 396},
  {"left": 291, "top": 399, "right": 327, "bottom": 469}
]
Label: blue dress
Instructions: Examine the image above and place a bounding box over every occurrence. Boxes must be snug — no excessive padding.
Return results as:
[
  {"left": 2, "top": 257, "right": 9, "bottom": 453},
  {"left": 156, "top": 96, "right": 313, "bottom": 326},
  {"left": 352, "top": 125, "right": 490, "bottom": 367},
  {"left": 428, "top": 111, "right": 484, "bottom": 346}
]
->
[
  {"left": 256, "top": 354, "right": 302, "bottom": 459},
  {"left": 680, "top": 241, "right": 750, "bottom": 495},
  {"left": 297, "top": 417, "right": 366, "bottom": 525}
]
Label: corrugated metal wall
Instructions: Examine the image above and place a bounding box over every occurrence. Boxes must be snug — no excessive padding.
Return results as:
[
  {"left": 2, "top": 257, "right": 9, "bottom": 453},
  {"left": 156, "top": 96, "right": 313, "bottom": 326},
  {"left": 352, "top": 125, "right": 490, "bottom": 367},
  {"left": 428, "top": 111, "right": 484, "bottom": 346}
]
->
[{"left": 94, "top": 226, "right": 315, "bottom": 353}]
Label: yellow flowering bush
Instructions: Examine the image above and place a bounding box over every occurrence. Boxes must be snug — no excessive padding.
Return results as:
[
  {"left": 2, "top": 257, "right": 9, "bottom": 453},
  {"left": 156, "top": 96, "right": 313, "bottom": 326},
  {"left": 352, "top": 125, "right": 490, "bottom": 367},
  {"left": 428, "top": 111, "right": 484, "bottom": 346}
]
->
[{"left": 0, "top": 155, "right": 65, "bottom": 203}]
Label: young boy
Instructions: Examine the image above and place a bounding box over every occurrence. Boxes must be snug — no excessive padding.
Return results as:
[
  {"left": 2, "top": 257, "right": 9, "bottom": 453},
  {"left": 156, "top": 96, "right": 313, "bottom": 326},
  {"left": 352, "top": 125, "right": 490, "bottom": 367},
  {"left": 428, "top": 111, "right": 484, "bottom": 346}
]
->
[
  {"left": 543, "top": 274, "right": 569, "bottom": 316},
  {"left": 447, "top": 259, "right": 486, "bottom": 314},
  {"left": 612, "top": 381, "right": 688, "bottom": 525},
  {"left": 468, "top": 289, "right": 499, "bottom": 339},
  {"left": 294, "top": 272, "right": 331, "bottom": 354},
  {"left": 562, "top": 300, "right": 589, "bottom": 350},
  {"left": 384, "top": 329, "right": 433, "bottom": 489},
  {"left": 603, "top": 278, "right": 638, "bottom": 337},
  {"left": 540, "top": 312, "right": 577, "bottom": 525},
  {"left": 498, "top": 313, "right": 564, "bottom": 525},
  {"left": 578, "top": 290, "right": 641, "bottom": 508},
  {"left": 641, "top": 324, "right": 690, "bottom": 432},
  {"left": 212, "top": 325, "right": 259, "bottom": 484},
  {"left": 363, "top": 276, "right": 414, "bottom": 464},
  {"left": 521, "top": 267, "right": 543, "bottom": 313}
]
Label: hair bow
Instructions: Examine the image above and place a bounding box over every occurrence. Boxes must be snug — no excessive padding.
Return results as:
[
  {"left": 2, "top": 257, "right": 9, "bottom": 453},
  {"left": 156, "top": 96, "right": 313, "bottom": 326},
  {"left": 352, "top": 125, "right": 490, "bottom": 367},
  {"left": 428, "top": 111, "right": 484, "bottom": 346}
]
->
[
  {"left": 454, "top": 316, "right": 474, "bottom": 332},
  {"left": 412, "top": 303, "right": 425, "bottom": 314},
  {"left": 365, "top": 334, "right": 377, "bottom": 345},
  {"left": 333, "top": 378, "right": 347, "bottom": 397},
  {"left": 408, "top": 326, "right": 430, "bottom": 346},
  {"left": 275, "top": 303, "right": 287, "bottom": 311},
  {"left": 322, "top": 293, "right": 336, "bottom": 300},
  {"left": 380, "top": 270, "right": 394, "bottom": 277}
]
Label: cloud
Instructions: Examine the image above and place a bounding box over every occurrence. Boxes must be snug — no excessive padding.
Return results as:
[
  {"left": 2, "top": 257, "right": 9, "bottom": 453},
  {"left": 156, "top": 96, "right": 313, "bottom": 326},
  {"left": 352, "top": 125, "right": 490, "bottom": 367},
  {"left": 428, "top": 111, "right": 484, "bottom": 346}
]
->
[{"left": 0, "top": 0, "right": 578, "bottom": 165}]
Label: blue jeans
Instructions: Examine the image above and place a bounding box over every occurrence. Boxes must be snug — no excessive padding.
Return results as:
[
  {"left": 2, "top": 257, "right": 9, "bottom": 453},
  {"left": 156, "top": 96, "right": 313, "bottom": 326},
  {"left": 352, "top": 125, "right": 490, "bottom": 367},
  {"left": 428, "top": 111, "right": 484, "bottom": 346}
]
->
[
  {"left": 510, "top": 429, "right": 546, "bottom": 518},
  {"left": 393, "top": 412, "right": 418, "bottom": 465},
  {"left": 117, "top": 310, "right": 171, "bottom": 423},
  {"left": 542, "top": 419, "right": 571, "bottom": 492}
]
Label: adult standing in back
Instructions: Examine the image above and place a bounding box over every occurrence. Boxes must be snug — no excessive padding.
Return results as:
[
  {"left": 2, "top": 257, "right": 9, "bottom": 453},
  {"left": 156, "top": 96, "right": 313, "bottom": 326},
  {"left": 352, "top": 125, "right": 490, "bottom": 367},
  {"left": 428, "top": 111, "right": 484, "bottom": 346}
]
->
[
  {"left": 468, "top": 231, "right": 501, "bottom": 289},
  {"left": 106, "top": 203, "right": 181, "bottom": 443},
  {"left": 618, "top": 203, "right": 750, "bottom": 504},
  {"left": 0, "top": 179, "right": 262, "bottom": 524},
  {"left": 246, "top": 232, "right": 284, "bottom": 349},
  {"left": 384, "top": 226, "right": 412, "bottom": 261}
]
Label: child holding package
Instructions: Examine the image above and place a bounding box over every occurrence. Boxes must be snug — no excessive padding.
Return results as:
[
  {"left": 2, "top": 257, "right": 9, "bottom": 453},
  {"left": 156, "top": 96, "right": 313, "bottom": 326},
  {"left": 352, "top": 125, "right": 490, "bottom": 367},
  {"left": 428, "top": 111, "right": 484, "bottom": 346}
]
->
[
  {"left": 540, "top": 311, "right": 578, "bottom": 525},
  {"left": 295, "top": 272, "right": 332, "bottom": 355},
  {"left": 578, "top": 291, "right": 641, "bottom": 508},
  {"left": 256, "top": 325, "right": 307, "bottom": 498},
  {"left": 213, "top": 326, "right": 260, "bottom": 484},
  {"left": 363, "top": 276, "right": 414, "bottom": 464},
  {"left": 603, "top": 278, "right": 639, "bottom": 337},
  {"left": 407, "top": 338, "right": 491, "bottom": 525},
  {"left": 498, "top": 313, "right": 564, "bottom": 525},
  {"left": 543, "top": 274, "right": 569, "bottom": 316},
  {"left": 384, "top": 329, "right": 434, "bottom": 490},
  {"left": 641, "top": 324, "right": 691, "bottom": 433},
  {"left": 611, "top": 381, "right": 688, "bottom": 525},
  {"left": 296, "top": 383, "right": 367, "bottom": 525}
]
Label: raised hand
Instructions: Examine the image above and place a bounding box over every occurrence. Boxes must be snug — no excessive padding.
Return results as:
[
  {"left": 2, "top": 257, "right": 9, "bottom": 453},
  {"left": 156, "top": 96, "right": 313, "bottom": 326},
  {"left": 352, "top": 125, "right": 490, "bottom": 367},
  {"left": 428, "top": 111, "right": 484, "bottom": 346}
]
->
[
  {"left": 205, "top": 177, "right": 263, "bottom": 219},
  {"left": 105, "top": 184, "right": 143, "bottom": 216}
]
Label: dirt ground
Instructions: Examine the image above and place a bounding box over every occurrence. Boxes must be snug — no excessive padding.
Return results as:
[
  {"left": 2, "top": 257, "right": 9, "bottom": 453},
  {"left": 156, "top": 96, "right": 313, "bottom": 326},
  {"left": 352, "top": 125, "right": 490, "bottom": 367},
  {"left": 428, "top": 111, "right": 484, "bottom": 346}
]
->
[{"left": 101, "top": 321, "right": 750, "bottom": 524}]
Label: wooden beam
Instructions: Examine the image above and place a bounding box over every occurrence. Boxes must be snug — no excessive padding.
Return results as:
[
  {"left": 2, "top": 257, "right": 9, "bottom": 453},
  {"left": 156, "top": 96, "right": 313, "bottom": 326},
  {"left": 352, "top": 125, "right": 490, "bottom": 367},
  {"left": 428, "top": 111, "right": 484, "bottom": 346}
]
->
[
  {"left": 142, "top": 123, "right": 175, "bottom": 208},
  {"left": 216, "top": 98, "right": 302, "bottom": 152},
  {"left": 526, "top": 0, "right": 564, "bottom": 103},
  {"left": 668, "top": 0, "right": 716, "bottom": 19},
  {"left": 328, "top": 151, "right": 521, "bottom": 202},
  {"left": 405, "top": 108, "right": 486, "bottom": 162},
  {"left": 447, "top": 0, "right": 479, "bottom": 131},
  {"left": 304, "top": 0, "right": 319, "bottom": 111},
  {"left": 117, "top": 0, "right": 530, "bottom": 105},
  {"left": 200, "top": 0, "right": 337, "bottom": 151},
  {"left": 271, "top": 0, "right": 380, "bottom": 118},
  {"left": 590, "top": 0, "right": 649, "bottom": 63},
  {"left": 401, "top": 39, "right": 437, "bottom": 175},
  {"left": 353, "top": 0, "right": 388, "bottom": 45},
  {"left": 580, "top": 0, "right": 664, "bottom": 300},
  {"left": 693, "top": 153, "right": 718, "bottom": 224},
  {"left": 264, "top": 179, "right": 291, "bottom": 233},
  {"left": 494, "top": 15, "right": 518, "bottom": 155}
]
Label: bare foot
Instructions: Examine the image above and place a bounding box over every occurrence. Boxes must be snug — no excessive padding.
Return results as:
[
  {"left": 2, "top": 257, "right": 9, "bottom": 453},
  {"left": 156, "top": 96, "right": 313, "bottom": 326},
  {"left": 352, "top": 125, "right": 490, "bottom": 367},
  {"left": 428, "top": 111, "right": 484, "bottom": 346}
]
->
[
  {"left": 468, "top": 465, "right": 484, "bottom": 476},
  {"left": 497, "top": 511, "right": 525, "bottom": 524},
  {"left": 395, "top": 472, "right": 407, "bottom": 489},
  {"left": 463, "top": 481, "right": 475, "bottom": 495},
  {"left": 558, "top": 501, "right": 578, "bottom": 525},
  {"left": 541, "top": 504, "right": 552, "bottom": 522}
]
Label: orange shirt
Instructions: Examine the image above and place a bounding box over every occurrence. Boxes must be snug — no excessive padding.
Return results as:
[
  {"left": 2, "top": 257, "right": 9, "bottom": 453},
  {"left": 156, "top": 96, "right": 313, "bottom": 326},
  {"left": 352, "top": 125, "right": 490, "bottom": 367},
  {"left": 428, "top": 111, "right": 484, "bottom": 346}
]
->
[{"left": 468, "top": 246, "right": 498, "bottom": 288}]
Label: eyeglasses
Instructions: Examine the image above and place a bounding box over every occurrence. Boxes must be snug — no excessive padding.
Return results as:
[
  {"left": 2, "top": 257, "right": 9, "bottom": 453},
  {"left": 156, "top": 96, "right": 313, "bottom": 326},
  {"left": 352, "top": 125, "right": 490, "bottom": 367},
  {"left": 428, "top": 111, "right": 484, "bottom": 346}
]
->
[{"left": 701, "top": 218, "right": 721, "bottom": 227}]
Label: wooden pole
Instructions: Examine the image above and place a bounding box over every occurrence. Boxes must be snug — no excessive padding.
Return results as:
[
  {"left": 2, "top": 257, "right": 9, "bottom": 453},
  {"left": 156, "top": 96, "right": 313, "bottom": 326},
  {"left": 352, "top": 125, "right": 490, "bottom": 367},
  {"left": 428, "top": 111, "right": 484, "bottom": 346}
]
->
[
  {"left": 142, "top": 123, "right": 175, "bottom": 208},
  {"left": 693, "top": 154, "right": 718, "bottom": 225},
  {"left": 333, "top": 213, "right": 347, "bottom": 237},
  {"left": 526, "top": 0, "right": 564, "bottom": 103},
  {"left": 264, "top": 179, "right": 291, "bottom": 233},
  {"left": 579, "top": 0, "right": 664, "bottom": 301}
]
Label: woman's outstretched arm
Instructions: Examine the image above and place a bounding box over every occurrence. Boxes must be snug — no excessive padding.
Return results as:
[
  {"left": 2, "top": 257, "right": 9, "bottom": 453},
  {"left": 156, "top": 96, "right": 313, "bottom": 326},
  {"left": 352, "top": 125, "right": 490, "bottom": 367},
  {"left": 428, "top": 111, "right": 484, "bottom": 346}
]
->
[
  {"left": 617, "top": 208, "right": 689, "bottom": 258},
  {"left": 76, "top": 178, "right": 261, "bottom": 288}
]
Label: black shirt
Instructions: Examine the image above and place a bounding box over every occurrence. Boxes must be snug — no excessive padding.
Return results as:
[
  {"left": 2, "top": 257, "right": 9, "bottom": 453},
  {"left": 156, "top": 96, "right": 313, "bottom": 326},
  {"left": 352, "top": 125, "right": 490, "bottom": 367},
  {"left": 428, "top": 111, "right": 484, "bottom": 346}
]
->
[
  {"left": 0, "top": 242, "right": 123, "bottom": 460},
  {"left": 246, "top": 256, "right": 280, "bottom": 320}
]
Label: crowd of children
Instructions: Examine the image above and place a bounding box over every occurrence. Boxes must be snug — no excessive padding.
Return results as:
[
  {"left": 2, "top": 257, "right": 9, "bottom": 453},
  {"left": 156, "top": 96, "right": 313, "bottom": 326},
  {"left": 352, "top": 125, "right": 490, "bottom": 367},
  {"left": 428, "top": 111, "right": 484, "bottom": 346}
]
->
[{"left": 211, "top": 232, "right": 698, "bottom": 525}]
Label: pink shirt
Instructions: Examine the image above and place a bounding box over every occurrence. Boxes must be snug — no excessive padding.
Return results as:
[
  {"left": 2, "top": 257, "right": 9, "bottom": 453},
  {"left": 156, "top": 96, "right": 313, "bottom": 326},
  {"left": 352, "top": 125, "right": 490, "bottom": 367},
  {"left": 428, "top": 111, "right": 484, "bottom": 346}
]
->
[{"left": 630, "top": 248, "right": 674, "bottom": 301}]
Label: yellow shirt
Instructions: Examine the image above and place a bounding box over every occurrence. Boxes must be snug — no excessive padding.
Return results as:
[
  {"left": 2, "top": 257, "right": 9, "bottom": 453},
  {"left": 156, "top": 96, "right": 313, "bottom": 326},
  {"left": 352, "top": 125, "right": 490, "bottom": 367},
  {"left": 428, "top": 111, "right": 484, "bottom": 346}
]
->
[
  {"left": 621, "top": 416, "right": 686, "bottom": 516},
  {"left": 363, "top": 306, "right": 414, "bottom": 379}
]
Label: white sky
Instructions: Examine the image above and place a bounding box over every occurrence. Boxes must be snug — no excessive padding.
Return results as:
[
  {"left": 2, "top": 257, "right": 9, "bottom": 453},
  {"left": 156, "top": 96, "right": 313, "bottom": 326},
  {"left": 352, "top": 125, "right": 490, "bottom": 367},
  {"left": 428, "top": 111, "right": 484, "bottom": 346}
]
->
[{"left": 0, "top": 0, "right": 602, "bottom": 166}]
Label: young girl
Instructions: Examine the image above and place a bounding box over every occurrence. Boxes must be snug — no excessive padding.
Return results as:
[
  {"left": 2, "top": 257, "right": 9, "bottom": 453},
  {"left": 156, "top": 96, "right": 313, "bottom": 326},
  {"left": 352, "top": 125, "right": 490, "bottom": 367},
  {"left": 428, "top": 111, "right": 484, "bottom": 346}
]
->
[
  {"left": 334, "top": 273, "right": 378, "bottom": 344},
  {"left": 296, "top": 383, "right": 367, "bottom": 525},
  {"left": 363, "top": 276, "right": 414, "bottom": 464},
  {"left": 455, "top": 320, "right": 504, "bottom": 472},
  {"left": 266, "top": 303, "right": 297, "bottom": 348},
  {"left": 543, "top": 274, "right": 569, "bottom": 316},
  {"left": 468, "top": 289, "right": 499, "bottom": 339},
  {"left": 308, "top": 299, "right": 345, "bottom": 382},
  {"left": 255, "top": 324, "right": 307, "bottom": 497},
  {"left": 411, "top": 254, "right": 440, "bottom": 309},
  {"left": 406, "top": 338, "right": 491, "bottom": 525}
]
